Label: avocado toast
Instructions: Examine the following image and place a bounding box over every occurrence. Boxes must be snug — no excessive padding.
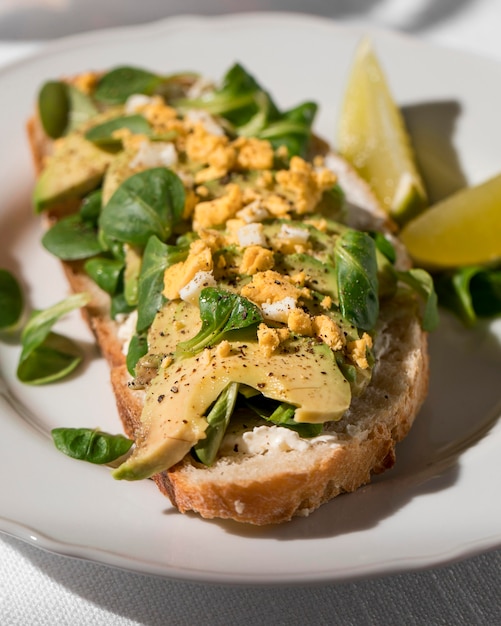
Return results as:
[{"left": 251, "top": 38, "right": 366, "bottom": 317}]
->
[{"left": 28, "top": 64, "right": 432, "bottom": 524}]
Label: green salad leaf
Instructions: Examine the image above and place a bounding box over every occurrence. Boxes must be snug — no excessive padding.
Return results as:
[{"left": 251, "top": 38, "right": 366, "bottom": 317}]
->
[
  {"left": 434, "top": 265, "right": 501, "bottom": 327},
  {"left": 38, "top": 80, "right": 98, "bottom": 138},
  {"left": 0, "top": 269, "right": 23, "bottom": 330},
  {"left": 397, "top": 268, "right": 439, "bottom": 332},
  {"left": 334, "top": 230, "right": 379, "bottom": 332},
  {"left": 176, "top": 63, "right": 316, "bottom": 157},
  {"left": 126, "top": 332, "right": 148, "bottom": 376},
  {"left": 52, "top": 427, "right": 133, "bottom": 464},
  {"left": 99, "top": 167, "right": 185, "bottom": 247},
  {"left": 176, "top": 288, "right": 263, "bottom": 357},
  {"left": 17, "top": 292, "right": 90, "bottom": 384},
  {"left": 38, "top": 80, "right": 70, "bottom": 139},
  {"left": 136, "top": 236, "right": 189, "bottom": 333},
  {"left": 42, "top": 214, "right": 104, "bottom": 260},
  {"left": 84, "top": 257, "right": 124, "bottom": 295},
  {"left": 244, "top": 395, "right": 323, "bottom": 437},
  {"left": 194, "top": 382, "right": 239, "bottom": 466},
  {"left": 94, "top": 66, "right": 163, "bottom": 104},
  {"left": 85, "top": 114, "right": 151, "bottom": 148}
]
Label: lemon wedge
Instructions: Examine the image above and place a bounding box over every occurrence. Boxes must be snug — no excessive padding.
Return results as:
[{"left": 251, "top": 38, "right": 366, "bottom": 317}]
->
[
  {"left": 338, "top": 38, "right": 427, "bottom": 224},
  {"left": 400, "top": 173, "right": 501, "bottom": 269}
]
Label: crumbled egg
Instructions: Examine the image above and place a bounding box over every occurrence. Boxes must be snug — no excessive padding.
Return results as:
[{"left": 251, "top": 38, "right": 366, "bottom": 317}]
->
[
  {"left": 239, "top": 246, "right": 274, "bottom": 275},
  {"left": 129, "top": 140, "right": 178, "bottom": 169},
  {"left": 186, "top": 76, "right": 215, "bottom": 99},
  {"left": 163, "top": 240, "right": 213, "bottom": 300},
  {"left": 185, "top": 109, "right": 225, "bottom": 136},
  {"left": 233, "top": 136, "right": 274, "bottom": 170},
  {"left": 347, "top": 332, "right": 373, "bottom": 369},
  {"left": 237, "top": 222, "right": 267, "bottom": 248},
  {"left": 240, "top": 270, "right": 309, "bottom": 305},
  {"left": 192, "top": 184, "right": 243, "bottom": 231},
  {"left": 236, "top": 199, "right": 270, "bottom": 223},
  {"left": 287, "top": 308, "right": 313, "bottom": 336},
  {"left": 277, "top": 223, "right": 310, "bottom": 244},
  {"left": 275, "top": 156, "right": 337, "bottom": 214},
  {"left": 179, "top": 270, "right": 217, "bottom": 305},
  {"left": 261, "top": 296, "right": 297, "bottom": 323},
  {"left": 124, "top": 94, "right": 156, "bottom": 114},
  {"left": 312, "top": 315, "right": 345, "bottom": 351}
]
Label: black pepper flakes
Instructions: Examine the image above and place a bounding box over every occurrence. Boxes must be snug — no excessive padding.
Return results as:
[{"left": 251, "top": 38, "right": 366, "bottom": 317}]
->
[
  {"left": 157, "top": 394, "right": 165, "bottom": 403},
  {"left": 171, "top": 385, "right": 179, "bottom": 393}
]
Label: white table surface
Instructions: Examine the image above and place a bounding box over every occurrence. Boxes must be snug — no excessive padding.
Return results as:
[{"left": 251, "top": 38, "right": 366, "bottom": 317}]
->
[{"left": 2, "top": 1, "right": 501, "bottom": 624}]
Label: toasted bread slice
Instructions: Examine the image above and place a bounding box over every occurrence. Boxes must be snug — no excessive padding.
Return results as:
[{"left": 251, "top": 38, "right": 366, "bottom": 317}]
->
[{"left": 27, "top": 87, "right": 429, "bottom": 525}]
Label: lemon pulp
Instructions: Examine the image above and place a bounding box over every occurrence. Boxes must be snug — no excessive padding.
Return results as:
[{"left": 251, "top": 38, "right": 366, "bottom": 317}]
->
[
  {"left": 337, "top": 39, "right": 427, "bottom": 224},
  {"left": 400, "top": 173, "right": 501, "bottom": 269}
]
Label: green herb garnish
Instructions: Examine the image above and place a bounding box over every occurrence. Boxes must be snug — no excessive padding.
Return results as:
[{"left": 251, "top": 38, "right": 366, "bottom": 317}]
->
[
  {"left": 176, "top": 288, "right": 263, "bottom": 357},
  {"left": 17, "top": 292, "right": 90, "bottom": 384},
  {"left": 52, "top": 427, "right": 133, "bottom": 464}
]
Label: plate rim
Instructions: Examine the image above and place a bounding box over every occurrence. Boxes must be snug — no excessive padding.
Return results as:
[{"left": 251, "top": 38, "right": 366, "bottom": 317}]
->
[{"left": 1, "top": 10, "right": 501, "bottom": 585}]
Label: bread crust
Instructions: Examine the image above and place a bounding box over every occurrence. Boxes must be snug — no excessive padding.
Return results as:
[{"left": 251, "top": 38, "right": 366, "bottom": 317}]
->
[{"left": 27, "top": 98, "right": 430, "bottom": 525}]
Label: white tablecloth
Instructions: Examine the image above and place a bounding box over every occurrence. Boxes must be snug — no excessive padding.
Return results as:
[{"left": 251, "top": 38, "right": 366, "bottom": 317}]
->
[{"left": 2, "top": 2, "right": 501, "bottom": 624}]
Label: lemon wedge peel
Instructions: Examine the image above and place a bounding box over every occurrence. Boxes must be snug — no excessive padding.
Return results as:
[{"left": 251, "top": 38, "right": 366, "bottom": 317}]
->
[
  {"left": 337, "top": 38, "right": 427, "bottom": 225},
  {"left": 400, "top": 173, "right": 501, "bottom": 270}
]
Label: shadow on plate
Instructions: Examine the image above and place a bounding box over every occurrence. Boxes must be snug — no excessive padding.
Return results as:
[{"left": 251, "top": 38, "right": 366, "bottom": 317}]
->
[{"left": 403, "top": 99, "right": 467, "bottom": 204}]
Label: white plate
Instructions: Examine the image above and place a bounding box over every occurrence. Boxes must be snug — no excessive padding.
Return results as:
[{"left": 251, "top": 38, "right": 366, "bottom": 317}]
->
[{"left": 1, "top": 12, "right": 501, "bottom": 585}]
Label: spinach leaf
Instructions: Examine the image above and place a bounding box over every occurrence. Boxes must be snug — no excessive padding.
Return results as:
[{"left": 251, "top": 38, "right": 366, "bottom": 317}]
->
[
  {"left": 85, "top": 114, "right": 151, "bottom": 148},
  {"left": 136, "top": 236, "right": 189, "bottom": 333},
  {"left": 99, "top": 168, "right": 185, "bottom": 247},
  {"left": 38, "top": 80, "right": 70, "bottom": 139},
  {"left": 17, "top": 332, "right": 83, "bottom": 385},
  {"left": 84, "top": 257, "right": 124, "bottom": 295},
  {"left": 38, "top": 81, "right": 98, "bottom": 138},
  {"left": 434, "top": 265, "right": 501, "bottom": 326},
  {"left": 42, "top": 214, "right": 104, "bottom": 260},
  {"left": 66, "top": 84, "right": 99, "bottom": 133},
  {"left": 176, "top": 288, "right": 263, "bottom": 357},
  {"left": 0, "top": 269, "right": 23, "bottom": 329},
  {"left": 244, "top": 395, "right": 323, "bottom": 437},
  {"left": 369, "top": 231, "right": 397, "bottom": 264},
  {"left": 258, "top": 101, "right": 317, "bottom": 158},
  {"left": 397, "top": 268, "right": 439, "bottom": 332},
  {"left": 178, "top": 63, "right": 273, "bottom": 125},
  {"left": 468, "top": 267, "right": 501, "bottom": 318},
  {"left": 176, "top": 63, "right": 316, "bottom": 157},
  {"left": 80, "top": 189, "right": 103, "bottom": 224},
  {"left": 111, "top": 293, "right": 135, "bottom": 319},
  {"left": 17, "top": 292, "right": 90, "bottom": 385},
  {"left": 434, "top": 267, "right": 479, "bottom": 326},
  {"left": 94, "top": 66, "right": 163, "bottom": 104},
  {"left": 194, "top": 382, "right": 239, "bottom": 466},
  {"left": 126, "top": 332, "right": 148, "bottom": 376},
  {"left": 52, "top": 427, "right": 133, "bottom": 464},
  {"left": 334, "top": 230, "right": 379, "bottom": 331}
]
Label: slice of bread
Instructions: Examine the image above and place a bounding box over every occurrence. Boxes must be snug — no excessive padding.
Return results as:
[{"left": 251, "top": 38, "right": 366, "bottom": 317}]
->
[{"left": 27, "top": 89, "right": 429, "bottom": 525}]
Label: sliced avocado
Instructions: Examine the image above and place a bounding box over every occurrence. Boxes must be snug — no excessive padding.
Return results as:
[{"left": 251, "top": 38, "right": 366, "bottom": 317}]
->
[
  {"left": 34, "top": 133, "right": 115, "bottom": 212},
  {"left": 275, "top": 252, "right": 338, "bottom": 301},
  {"left": 123, "top": 244, "right": 142, "bottom": 306},
  {"left": 101, "top": 147, "right": 140, "bottom": 205},
  {"left": 147, "top": 299, "right": 201, "bottom": 356},
  {"left": 112, "top": 335, "right": 351, "bottom": 481}
]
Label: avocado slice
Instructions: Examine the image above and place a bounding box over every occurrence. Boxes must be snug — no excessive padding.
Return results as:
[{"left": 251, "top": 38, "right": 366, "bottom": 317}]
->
[
  {"left": 113, "top": 334, "right": 351, "bottom": 481},
  {"left": 34, "top": 133, "right": 115, "bottom": 212},
  {"left": 101, "top": 147, "right": 139, "bottom": 205},
  {"left": 275, "top": 252, "right": 338, "bottom": 301}
]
